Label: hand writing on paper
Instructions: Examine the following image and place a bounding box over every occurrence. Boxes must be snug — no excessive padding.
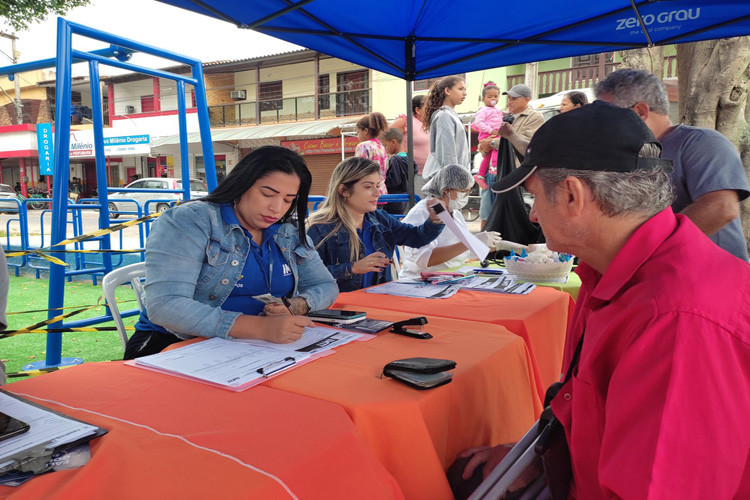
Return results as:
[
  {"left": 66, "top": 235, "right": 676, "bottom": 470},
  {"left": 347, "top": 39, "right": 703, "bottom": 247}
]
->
[
  {"left": 352, "top": 251, "right": 392, "bottom": 275},
  {"left": 261, "top": 314, "right": 314, "bottom": 343}
]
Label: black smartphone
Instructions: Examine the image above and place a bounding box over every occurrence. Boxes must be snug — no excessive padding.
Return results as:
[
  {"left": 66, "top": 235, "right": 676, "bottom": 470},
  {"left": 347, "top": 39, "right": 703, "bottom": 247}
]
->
[
  {"left": 307, "top": 309, "right": 366, "bottom": 325},
  {"left": 0, "top": 411, "right": 30, "bottom": 442}
]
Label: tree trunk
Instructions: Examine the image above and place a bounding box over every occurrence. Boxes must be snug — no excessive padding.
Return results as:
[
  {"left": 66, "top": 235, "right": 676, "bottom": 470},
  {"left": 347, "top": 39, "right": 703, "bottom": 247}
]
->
[
  {"left": 676, "top": 38, "right": 750, "bottom": 253},
  {"left": 620, "top": 47, "right": 665, "bottom": 78}
]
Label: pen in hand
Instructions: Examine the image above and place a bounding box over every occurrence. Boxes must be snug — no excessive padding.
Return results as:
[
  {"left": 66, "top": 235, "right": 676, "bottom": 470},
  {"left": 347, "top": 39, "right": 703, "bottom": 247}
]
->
[{"left": 281, "top": 296, "right": 296, "bottom": 315}]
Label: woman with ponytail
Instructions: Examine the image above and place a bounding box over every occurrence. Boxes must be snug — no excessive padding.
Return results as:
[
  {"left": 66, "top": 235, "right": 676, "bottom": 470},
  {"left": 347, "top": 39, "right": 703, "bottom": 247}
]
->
[{"left": 421, "top": 75, "right": 469, "bottom": 180}]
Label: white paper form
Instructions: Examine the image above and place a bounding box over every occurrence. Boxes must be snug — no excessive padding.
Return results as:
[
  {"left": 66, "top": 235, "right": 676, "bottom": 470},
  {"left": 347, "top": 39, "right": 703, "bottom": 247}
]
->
[
  {"left": 0, "top": 392, "right": 100, "bottom": 463},
  {"left": 434, "top": 204, "right": 490, "bottom": 261},
  {"left": 460, "top": 275, "right": 514, "bottom": 293},
  {"left": 365, "top": 281, "right": 462, "bottom": 299},
  {"left": 235, "top": 326, "right": 363, "bottom": 354},
  {"left": 135, "top": 338, "right": 312, "bottom": 389}
]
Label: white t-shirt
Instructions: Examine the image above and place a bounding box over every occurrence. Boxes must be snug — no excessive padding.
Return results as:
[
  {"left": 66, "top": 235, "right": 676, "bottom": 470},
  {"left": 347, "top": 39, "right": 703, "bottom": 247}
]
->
[{"left": 400, "top": 199, "right": 470, "bottom": 279}]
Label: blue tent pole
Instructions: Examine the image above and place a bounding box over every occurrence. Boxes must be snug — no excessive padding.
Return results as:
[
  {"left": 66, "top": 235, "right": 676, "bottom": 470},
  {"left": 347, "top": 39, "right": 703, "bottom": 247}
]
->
[
  {"left": 88, "top": 59, "right": 113, "bottom": 275},
  {"left": 30, "top": 17, "right": 82, "bottom": 370},
  {"left": 176, "top": 80, "right": 191, "bottom": 199},
  {"left": 405, "top": 36, "right": 416, "bottom": 208},
  {"left": 191, "top": 62, "right": 217, "bottom": 191}
]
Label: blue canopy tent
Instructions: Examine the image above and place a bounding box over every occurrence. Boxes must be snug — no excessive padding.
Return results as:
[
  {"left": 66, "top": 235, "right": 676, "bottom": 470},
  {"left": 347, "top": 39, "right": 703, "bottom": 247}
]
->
[
  {"left": 154, "top": 1, "right": 748, "bottom": 80},
  {"left": 154, "top": 0, "right": 750, "bottom": 200}
]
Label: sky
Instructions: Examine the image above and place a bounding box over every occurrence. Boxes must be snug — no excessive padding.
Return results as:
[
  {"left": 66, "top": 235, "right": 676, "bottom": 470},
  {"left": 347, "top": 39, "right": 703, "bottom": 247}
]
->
[{"left": 0, "top": 0, "right": 302, "bottom": 75}]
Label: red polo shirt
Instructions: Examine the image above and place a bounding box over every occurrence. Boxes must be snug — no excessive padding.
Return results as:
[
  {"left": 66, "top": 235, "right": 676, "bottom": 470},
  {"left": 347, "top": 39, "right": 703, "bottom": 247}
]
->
[{"left": 552, "top": 208, "right": 750, "bottom": 499}]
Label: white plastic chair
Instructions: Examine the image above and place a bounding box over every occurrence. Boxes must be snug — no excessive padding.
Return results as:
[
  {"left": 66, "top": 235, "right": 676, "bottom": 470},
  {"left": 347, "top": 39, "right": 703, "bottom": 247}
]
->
[{"left": 101, "top": 262, "right": 146, "bottom": 350}]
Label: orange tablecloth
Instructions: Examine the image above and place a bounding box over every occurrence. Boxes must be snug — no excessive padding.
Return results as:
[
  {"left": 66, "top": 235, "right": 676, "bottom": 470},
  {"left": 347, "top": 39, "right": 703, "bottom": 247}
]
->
[
  {"left": 334, "top": 287, "right": 574, "bottom": 397},
  {"left": 0, "top": 363, "right": 402, "bottom": 500},
  {"left": 264, "top": 312, "right": 543, "bottom": 500}
]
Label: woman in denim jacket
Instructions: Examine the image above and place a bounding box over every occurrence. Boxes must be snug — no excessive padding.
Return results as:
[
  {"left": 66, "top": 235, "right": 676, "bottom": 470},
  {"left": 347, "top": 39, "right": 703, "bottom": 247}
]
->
[
  {"left": 124, "top": 146, "right": 338, "bottom": 359},
  {"left": 307, "top": 157, "right": 445, "bottom": 292}
]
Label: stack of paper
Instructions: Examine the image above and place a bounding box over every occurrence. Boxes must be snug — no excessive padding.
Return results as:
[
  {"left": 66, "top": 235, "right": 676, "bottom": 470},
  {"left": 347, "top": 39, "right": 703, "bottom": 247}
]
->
[{"left": 132, "top": 326, "right": 363, "bottom": 391}]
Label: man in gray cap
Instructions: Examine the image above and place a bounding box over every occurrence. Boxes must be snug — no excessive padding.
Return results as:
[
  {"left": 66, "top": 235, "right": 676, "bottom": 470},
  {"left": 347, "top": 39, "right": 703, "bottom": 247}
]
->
[{"left": 479, "top": 83, "right": 544, "bottom": 160}]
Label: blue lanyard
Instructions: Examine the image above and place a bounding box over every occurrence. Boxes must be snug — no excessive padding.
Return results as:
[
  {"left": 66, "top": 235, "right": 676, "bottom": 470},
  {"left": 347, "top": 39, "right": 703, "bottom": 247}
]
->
[{"left": 247, "top": 232, "right": 274, "bottom": 292}]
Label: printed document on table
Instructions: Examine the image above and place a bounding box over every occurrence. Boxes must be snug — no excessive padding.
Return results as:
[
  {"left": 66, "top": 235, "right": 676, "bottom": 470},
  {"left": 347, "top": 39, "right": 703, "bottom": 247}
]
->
[
  {"left": 235, "top": 326, "right": 363, "bottom": 353},
  {"left": 366, "top": 281, "right": 462, "bottom": 298},
  {"left": 0, "top": 391, "right": 101, "bottom": 463},
  {"left": 134, "top": 338, "right": 312, "bottom": 390}
]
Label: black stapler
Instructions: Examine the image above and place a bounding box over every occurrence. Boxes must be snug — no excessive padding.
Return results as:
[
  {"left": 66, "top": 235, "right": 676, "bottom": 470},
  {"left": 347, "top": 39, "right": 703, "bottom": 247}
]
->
[{"left": 390, "top": 316, "right": 432, "bottom": 339}]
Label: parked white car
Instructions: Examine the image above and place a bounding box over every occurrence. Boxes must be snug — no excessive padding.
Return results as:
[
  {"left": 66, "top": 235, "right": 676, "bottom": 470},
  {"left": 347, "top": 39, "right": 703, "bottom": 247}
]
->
[
  {"left": 0, "top": 183, "right": 23, "bottom": 211},
  {"left": 108, "top": 177, "right": 208, "bottom": 218}
]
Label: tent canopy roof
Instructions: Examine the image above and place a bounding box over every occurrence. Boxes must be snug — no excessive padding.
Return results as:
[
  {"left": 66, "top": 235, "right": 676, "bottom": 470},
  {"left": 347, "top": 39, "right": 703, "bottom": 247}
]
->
[{"left": 155, "top": 1, "right": 749, "bottom": 80}]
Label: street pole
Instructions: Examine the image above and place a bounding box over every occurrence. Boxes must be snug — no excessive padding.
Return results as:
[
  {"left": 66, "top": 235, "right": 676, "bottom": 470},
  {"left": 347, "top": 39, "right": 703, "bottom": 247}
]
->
[
  {"left": 0, "top": 32, "right": 27, "bottom": 196},
  {"left": 10, "top": 34, "right": 21, "bottom": 124}
]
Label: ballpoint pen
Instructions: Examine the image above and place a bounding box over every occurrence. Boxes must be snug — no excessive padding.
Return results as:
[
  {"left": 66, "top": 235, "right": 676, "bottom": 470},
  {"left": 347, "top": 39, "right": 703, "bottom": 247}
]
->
[{"left": 280, "top": 296, "right": 295, "bottom": 315}]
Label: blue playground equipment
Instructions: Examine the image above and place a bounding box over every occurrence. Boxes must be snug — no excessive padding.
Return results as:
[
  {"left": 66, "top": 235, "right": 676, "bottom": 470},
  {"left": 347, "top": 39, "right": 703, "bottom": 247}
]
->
[{"left": 0, "top": 17, "right": 218, "bottom": 369}]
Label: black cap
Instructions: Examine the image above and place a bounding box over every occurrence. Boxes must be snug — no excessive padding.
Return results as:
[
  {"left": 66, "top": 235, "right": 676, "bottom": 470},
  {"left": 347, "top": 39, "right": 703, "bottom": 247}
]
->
[{"left": 492, "top": 100, "right": 672, "bottom": 193}]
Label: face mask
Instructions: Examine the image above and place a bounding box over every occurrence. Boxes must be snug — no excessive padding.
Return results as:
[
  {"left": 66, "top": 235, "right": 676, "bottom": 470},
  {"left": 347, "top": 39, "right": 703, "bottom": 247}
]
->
[{"left": 448, "top": 191, "right": 470, "bottom": 211}]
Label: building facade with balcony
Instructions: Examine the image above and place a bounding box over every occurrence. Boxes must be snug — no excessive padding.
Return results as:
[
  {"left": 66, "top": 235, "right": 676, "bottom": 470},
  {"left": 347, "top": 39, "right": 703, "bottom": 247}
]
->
[{"left": 0, "top": 47, "right": 681, "bottom": 199}]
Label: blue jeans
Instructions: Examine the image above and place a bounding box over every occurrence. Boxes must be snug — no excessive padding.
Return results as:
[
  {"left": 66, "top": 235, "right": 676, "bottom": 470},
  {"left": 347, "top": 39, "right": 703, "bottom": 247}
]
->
[{"left": 479, "top": 172, "right": 497, "bottom": 220}]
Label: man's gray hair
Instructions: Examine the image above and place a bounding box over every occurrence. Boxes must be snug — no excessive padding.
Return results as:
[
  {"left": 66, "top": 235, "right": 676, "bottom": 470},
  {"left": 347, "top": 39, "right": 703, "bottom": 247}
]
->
[
  {"left": 594, "top": 69, "right": 670, "bottom": 115},
  {"left": 535, "top": 143, "right": 673, "bottom": 217}
]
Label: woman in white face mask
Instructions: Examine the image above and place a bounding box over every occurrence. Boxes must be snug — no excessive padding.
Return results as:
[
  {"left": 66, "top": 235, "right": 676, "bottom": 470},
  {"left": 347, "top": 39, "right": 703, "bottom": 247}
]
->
[{"left": 400, "top": 164, "right": 502, "bottom": 279}]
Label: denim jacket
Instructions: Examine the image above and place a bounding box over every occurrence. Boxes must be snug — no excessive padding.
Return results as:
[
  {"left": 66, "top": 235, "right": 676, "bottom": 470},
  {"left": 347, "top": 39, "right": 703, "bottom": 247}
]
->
[
  {"left": 307, "top": 209, "right": 443, "bottom": 292},
  {"left": 144, "top": 202, "right": 338, "bottom": 340}
]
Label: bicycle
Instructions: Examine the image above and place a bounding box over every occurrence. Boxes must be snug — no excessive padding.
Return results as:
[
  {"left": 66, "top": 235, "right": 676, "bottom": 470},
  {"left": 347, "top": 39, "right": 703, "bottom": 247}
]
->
[{"left": 26, "top": 186, "right": 50, "bottom": 210}]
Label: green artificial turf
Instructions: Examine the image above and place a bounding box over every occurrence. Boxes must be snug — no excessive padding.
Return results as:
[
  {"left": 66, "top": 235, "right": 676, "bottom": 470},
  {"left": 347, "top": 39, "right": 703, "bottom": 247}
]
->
[{"left": 2, "top": 275, "right": 138, "bottom": 382}]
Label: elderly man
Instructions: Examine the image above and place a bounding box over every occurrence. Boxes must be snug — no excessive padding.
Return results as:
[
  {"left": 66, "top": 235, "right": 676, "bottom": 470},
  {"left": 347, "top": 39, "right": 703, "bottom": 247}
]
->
[
  {"left": 452, "top": 101, "right": 750, "bottom": 499},
  {"left": 596, "top": 68, "right": 750, "bottom": 261},
  {"left": 479, "top": 83, "right": 544, "bottom": 159},
  {"left": 478, "top": 83, "right": 545, "bottom": 228}
]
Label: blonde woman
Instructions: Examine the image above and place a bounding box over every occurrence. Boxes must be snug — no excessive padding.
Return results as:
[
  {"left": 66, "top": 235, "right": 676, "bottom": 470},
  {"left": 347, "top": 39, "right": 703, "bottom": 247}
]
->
[{"left": 307, "top": 157, "right": 445, "bottom": 292}]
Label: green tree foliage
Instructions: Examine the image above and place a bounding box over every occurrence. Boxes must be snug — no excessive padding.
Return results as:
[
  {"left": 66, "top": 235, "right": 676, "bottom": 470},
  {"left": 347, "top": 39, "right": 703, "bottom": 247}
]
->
[{"left": 0, "top": 0, "right": 91, "bottom": 31}]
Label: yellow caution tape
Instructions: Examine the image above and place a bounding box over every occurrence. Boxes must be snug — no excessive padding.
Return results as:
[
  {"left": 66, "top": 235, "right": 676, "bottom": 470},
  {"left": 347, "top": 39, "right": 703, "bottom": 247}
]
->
[
  {"left": 7, "top": 298, "right": 137, "bottom": 315},
  {"left": 5, "top": 211, "right": 161, "bottom": 264}
]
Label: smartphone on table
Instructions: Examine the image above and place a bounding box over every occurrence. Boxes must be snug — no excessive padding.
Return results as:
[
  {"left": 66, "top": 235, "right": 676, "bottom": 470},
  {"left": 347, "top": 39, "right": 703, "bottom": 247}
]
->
[
  {"left": 0, "top": 412, "right": 30, "bottom": 442},
  {"left": 307, "top": 309, "right": 366, "bottom": 325}
]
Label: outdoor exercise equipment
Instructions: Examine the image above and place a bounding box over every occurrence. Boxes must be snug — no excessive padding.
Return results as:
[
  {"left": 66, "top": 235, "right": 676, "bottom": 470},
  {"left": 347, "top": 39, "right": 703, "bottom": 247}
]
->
[{"left": 0, "top": 18, "right": 217, "bottom": 368}]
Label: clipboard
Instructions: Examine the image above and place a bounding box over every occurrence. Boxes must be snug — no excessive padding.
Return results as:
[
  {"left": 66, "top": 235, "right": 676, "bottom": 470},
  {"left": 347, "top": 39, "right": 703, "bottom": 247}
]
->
[{"left": 0, "top": 390, "right": 107, "bottom": 479}]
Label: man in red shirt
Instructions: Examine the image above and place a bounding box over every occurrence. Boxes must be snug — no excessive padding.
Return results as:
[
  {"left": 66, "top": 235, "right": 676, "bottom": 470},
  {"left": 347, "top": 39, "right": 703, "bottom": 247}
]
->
[{"left": 454, "top": 101, "right": 750, "bottom": 499}]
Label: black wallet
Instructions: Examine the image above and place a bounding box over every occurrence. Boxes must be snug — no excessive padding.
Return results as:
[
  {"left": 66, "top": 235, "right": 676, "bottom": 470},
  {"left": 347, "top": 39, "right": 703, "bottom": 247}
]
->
[
  {"left": 383, "top": 357, "right": 456, "bottom": 374},
  {"left": 384, "top": 369, "right": 453, "bottom": 390},
  {"left": 383, "top": 357, "right": 457, "bottom": 390}
]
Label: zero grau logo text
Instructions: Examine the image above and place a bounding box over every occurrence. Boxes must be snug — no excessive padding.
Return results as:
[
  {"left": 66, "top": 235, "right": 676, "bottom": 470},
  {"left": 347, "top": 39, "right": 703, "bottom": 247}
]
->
[{"left": 615, "top": 8, "right": 700, "bottom": 31}]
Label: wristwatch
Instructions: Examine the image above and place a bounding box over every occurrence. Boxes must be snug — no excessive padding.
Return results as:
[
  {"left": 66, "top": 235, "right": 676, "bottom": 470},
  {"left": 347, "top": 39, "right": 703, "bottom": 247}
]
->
[{"left": 490, "top": 137, "right": 500, "bottom": 150}]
